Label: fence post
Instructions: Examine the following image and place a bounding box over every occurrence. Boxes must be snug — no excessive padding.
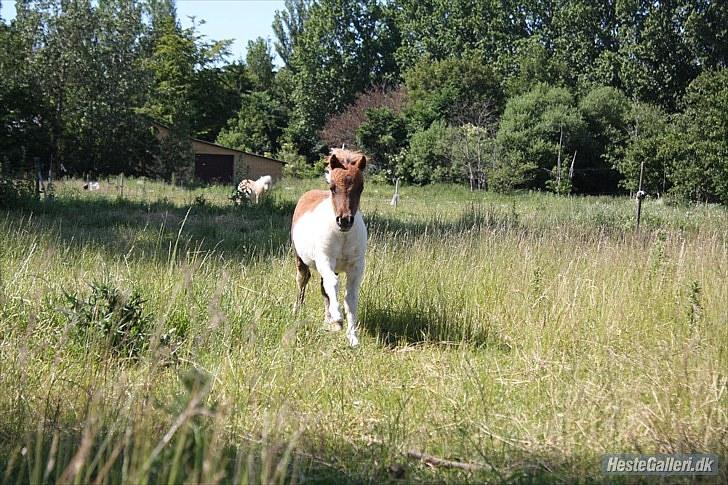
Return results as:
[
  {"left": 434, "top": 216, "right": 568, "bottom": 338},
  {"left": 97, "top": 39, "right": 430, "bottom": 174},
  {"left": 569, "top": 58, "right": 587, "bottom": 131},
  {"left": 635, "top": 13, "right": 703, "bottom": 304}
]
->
[{"left": 635, "top": 161, "right": 646, "bottom": 231}]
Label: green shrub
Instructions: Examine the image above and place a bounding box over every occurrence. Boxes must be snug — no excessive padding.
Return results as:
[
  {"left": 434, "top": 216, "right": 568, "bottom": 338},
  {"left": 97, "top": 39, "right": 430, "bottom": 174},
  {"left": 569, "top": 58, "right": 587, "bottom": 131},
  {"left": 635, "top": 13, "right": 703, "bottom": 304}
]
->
[
  {"left": 0, "top": 159, "right": 35, "bottom": 208},
  {"left": 65, "top": 281, "right": 160, "bottom": 359},
  {"left": 398, "top": 120, "right": 454, "bottom": 184}
]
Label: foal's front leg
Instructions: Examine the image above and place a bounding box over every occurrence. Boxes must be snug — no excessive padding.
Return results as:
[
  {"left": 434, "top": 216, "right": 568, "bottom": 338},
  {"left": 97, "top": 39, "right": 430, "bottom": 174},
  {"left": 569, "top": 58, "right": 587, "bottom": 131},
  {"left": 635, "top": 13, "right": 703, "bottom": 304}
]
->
[
  {"left": 317, "top": 258, "right": 343, "bottom": 328},
  {"left": 343, "top": 264, "right": 363, "bottom": 347}
]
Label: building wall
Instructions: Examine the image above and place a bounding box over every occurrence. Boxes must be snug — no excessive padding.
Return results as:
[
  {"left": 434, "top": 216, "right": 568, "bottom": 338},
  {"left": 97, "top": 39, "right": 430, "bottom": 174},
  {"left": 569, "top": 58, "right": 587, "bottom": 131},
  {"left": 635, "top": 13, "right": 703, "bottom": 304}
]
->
[
  {"left": 241, "top": 153, "right": 284, "bottom": 181},
  {"left": 154, "top": 124, "right": 285, "bottom": 184}
]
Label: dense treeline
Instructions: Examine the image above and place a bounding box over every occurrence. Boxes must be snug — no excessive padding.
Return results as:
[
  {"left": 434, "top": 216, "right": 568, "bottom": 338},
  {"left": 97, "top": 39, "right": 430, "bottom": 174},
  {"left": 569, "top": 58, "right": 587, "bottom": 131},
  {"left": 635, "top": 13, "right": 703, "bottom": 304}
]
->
[{"left": 1, "top": 0, "right": 727, "bottom": 203}]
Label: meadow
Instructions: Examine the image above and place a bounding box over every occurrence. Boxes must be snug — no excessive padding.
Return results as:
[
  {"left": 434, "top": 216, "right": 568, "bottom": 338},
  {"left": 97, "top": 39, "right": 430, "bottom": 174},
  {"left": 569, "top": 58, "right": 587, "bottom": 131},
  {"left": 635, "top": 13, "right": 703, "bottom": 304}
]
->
[{"left": 0, "top": 177, "right": 726, "bottom": 483}]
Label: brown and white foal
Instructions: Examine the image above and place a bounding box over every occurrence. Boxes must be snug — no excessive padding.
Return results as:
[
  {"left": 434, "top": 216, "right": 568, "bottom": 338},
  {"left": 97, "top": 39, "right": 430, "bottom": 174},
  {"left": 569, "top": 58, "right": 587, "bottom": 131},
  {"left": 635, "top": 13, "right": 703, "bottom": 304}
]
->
[{"left": 291, "top": 149, "right": 367, "bottom": 347}]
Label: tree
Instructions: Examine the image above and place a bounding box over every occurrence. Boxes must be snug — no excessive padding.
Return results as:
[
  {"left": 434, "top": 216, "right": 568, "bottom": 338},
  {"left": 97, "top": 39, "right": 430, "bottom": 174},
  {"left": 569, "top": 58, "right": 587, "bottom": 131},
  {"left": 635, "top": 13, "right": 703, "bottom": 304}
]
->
[
  {"left": 398, "top": 120, "right": 454, "bottom": 184},
  {"left": 614, "top": 0, "right": 699, "bottom": 112},
  {"left": 0, "top": 6, "right": 44, "bottom": 175},
  {"left": 285, "top": 0, "right": 400, "bottom": 157},
  {"left": 216, "top": 92, "right": 286, "bottom": 154},
  {"left": 7, "top": 0, "right": 156, "bottom": 178},
  {"left": 450, "top": 102, "right": 499, "bottom": 190},
  {"left": 246, "top": 37, "right": 275, "bottom": 91},
  {"left": 664, "top": 68, "right": 728, "bottom": 203},
  {"left": 577, "top": 86, "right": 630, "bottom": 194},
  {"left": 403, "top": 51, "right": 503, "bottom": 130},
  {"left": 610, "top": 101, "right": 669, "bottom": 195},
  {"left": 496, "top": 84, "right": 586, "bottom": 190},
  {"left": 356, "top": 107, "right": 407, "bottom": 176},
  {"left": 142, "top": 12, "right": 230, "bottom": 180},
  {"left": 272, "top": 0, "right": 310, "bottom": 68},
  {"left": 189, "top": 62, "right": 250, "bottom": 142},
  {"left": 394, "top": 0, "right": 522, "bottom": 72},
  {"left": 319, "top": 85, "right": 405, "bottom": 151},
  {"left": 685, "top": 1, "right": 728, "bottom": 70},
  {"left": 12, "top": 0, "right": 98, "bottom": 177}
]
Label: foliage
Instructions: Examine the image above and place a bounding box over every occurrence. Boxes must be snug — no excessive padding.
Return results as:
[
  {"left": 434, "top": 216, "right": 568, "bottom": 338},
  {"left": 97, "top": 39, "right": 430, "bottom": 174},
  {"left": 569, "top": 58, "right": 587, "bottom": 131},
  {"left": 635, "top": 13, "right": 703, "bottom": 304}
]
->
[
  {"left": 611, "top": 101, "right": 669, "bottom": 195},
  {"left": 285, "top": 0, "right": 400, "bottom": 158},
  {"left": 394, "top": 0, "right": 519, "bottom": 71},
  {"left": 356, "top": 107, "right": 407, "bottom": 176},
  {"left": 3, "top": 0, "right": 728, "bottom": 199},
  {"left": 216, "top": 92, "right": 286, "bottom": 154},
  {"left": 246, "top": 37, "right": 275, "bottom": 91},
  {"left": 272, "top": 0, "right": 311, "bottom": 68},
  {"left": 403, "top": 51, "right": 503, "bottom": 129},
  {"left": 319, "top": 85, "right": 406, "bottom": 151},
  {"left": 282, "top": 149, "right": 327, "bottom": 178},
  {"left": 450, "top": 122, "right": 497, "bottom": 191},
  {"left": 0, "top": 159, "right": 35, "bottom": 207},
  {"left": 398, "top": 120, "right": 454, "bottom": 184},
  {"left": 496, "top": 84, "right": 586, "bottom": 190},
  {"left": 64, "top": 281, "right": 155, "bottom": 359},
  {"left": 664, "top": 68, "right": 728, "bottom": 203},
  {"left": 188, "top": 62, "right": 251, "bottom": 142},
  {"left": 576, "top": 86, "right": 630, "bottom": 193},
  {"left": 613, "top": 0, "right": 699, "bottom": 113},
  {"left": 151, "top": 123, "right": 194, "bottom": 183}
]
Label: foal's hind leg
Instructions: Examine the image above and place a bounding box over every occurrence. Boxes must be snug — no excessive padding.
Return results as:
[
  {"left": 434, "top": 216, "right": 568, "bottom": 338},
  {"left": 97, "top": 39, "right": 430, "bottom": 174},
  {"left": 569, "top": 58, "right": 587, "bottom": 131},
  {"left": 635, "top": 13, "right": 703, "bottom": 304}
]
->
[
  {"left": 294, "top": 255, "right": 310, "bottom": 314},
  {"left": 321, "top": 277, "right": 342, "bottom": 331}
]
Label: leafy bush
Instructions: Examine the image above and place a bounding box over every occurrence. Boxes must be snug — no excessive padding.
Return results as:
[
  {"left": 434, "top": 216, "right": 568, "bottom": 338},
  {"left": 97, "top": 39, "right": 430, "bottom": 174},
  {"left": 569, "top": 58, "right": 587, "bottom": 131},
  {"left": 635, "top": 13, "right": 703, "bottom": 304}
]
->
[
  {"left": 577, "top": 86, "right": 630, "bottom": 193},
  {"left": 0, "top": 159, "right": 35, "bottom": 208},
  {"left": 665, "top": 68, "right": 728, "bottom": 203},
  {"left": 487, "top": 151, "right": 537, "bottom": 193},
  {"left": 65, "top": 281, "right": 175, "bottom": 359},
  {"left": 610, "top": 101, "right": 669, "bottom": 195},
  {"left": 281, "top": 142, "right": 326, "bottom": 179},
  {"left": 398, "top": 121, "right": 454, "bottom": 184},
  {"left": 216, "top": 91, "right": 286, "bottom": 154},
  {"left": 404, "top": 51, "right": 503, "bottom": 129},
  {"left": 356, "top": 107, "right": 407, "bottom": 176},
  {"left": 496, "top": 84, "right": 586, "bottom": 191}
]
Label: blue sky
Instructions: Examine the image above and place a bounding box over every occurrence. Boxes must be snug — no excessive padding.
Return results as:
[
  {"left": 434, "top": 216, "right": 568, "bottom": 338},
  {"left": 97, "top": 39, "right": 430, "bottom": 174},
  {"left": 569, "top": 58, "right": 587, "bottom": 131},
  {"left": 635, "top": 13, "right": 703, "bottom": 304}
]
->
[{"left": 1, "top": 0, "right": 285, "bottom": 64}]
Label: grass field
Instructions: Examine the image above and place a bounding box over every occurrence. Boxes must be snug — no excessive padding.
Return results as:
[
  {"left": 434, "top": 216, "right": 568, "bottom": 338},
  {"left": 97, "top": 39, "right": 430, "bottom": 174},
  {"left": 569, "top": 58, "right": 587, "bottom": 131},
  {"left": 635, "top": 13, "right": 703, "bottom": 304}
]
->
[{"left": 1, "top": 177, "right": 726, "bottom": 483}]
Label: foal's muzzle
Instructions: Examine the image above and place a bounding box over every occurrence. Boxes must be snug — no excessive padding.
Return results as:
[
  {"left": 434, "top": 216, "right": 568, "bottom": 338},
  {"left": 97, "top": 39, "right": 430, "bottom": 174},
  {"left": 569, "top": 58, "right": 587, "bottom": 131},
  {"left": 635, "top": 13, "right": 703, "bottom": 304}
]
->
[{"left": 336, "top": 215, "right": 354, "bottom": 231}]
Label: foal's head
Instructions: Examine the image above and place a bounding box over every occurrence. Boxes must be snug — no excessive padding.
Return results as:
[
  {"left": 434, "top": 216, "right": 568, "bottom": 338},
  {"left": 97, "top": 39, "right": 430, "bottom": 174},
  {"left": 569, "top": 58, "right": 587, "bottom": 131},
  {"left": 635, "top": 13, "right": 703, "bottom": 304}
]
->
[{"left": 326, "top": 149, "right": 366, "bottom": 232}]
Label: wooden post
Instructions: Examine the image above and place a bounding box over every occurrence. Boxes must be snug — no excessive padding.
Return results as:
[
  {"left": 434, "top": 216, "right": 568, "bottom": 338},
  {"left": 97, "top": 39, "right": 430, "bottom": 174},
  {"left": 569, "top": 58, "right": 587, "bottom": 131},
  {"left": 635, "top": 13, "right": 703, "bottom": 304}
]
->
[
  {"left": 33, "top": 157, "right": 41, "bottom": 199},
  {"left": 119, "top": 173, "right": 124, "bottom": 198},
  {"left": 635, "top": 161, "right": 646, "bottom": 231},
  {"left": 556, "top": 124, "right": 563, "bottom": 194},
  {"left": 390, "top": 178, "right": 400, "bottom": 208}
]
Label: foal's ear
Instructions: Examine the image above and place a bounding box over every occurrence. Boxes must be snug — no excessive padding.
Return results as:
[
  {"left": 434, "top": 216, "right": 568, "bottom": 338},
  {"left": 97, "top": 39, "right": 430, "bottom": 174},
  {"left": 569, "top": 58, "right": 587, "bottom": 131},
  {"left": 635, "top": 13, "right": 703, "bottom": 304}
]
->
[
  {"left": 328, "top": 153, "right": 345, "bottom": 170},
  {"left": 355, "top": 154, "right": 367, "bottom": 170}
]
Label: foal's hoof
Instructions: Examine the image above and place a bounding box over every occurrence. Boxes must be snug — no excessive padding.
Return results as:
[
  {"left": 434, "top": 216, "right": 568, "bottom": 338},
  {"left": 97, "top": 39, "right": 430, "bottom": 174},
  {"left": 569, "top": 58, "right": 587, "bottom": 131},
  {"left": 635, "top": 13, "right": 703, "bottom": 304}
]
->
[
  {"left": 325, "top": 320, "right": 343, "bottom": 331},
  {"left": 347, "top": 333, "right": 359, "bottom": 347}
]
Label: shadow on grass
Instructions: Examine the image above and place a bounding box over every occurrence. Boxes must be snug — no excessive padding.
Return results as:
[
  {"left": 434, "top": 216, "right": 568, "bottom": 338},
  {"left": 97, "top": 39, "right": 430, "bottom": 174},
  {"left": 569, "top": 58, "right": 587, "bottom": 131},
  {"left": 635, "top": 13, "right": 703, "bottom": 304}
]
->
[
  {"left": 2, "top": 191, "right": 525, "bottom": 270},
  {"left": 2, "top": 193, "right": 297, "bottom": 262},
  {"left": 367, "top": 203, "right": 521, "bottom": 240},
  {"left": 360, "top": 303, "right": 502, "bottom": 350}
]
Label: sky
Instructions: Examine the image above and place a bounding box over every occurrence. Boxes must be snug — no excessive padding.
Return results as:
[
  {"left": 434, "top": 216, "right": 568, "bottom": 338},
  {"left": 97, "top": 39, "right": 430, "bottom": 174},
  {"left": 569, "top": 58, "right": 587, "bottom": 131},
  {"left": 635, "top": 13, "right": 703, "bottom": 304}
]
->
[{"left": 0, "top": 0, "right": 285, "bottom": 64}]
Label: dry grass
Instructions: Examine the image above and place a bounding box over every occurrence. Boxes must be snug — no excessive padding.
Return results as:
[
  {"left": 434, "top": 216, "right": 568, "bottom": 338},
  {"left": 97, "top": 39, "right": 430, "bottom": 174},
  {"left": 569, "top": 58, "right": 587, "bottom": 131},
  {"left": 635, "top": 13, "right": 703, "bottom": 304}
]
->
[{"left": 0, "top": 177, "right": 726, "bottom": 483}]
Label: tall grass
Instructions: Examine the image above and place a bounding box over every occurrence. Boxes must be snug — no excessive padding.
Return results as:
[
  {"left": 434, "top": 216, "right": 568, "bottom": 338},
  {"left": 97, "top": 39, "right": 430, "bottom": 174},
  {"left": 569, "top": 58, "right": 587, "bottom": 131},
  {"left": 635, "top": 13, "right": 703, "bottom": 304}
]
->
[{"left": 1, "top": 178, "right": 726, "bottom": 482}]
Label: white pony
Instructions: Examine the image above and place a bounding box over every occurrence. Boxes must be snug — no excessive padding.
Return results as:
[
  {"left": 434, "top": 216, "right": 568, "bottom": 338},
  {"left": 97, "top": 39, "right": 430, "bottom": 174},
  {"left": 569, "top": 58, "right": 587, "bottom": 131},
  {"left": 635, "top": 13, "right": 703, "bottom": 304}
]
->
[
  {"left": 237, "top": 175, "right": 273, "bottom": 204},
  {"left": 291, "top": 149, "right": 367, "bottom": 347}
]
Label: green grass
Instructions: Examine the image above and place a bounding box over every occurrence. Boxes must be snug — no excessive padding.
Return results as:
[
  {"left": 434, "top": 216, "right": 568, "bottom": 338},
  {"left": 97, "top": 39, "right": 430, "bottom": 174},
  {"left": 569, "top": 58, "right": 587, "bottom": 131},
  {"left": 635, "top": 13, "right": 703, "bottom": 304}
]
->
[{"left": 1, "top": 177, "right": 726, "bottom": 483}]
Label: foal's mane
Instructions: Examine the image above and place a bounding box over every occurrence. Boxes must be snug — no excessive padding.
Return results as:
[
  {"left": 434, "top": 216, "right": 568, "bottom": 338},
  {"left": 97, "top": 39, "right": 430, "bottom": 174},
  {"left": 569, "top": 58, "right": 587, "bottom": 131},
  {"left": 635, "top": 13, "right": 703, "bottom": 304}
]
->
[{"left": 329, "top": 148, "right": 366, "bottom": 169}]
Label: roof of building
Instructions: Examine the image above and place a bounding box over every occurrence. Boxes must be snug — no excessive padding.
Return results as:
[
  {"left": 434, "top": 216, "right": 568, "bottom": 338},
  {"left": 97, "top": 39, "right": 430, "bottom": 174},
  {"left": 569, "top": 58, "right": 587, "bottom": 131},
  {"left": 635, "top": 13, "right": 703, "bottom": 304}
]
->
[{"left": 152, "top": 120, "right": 286, "bottom": 165}]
